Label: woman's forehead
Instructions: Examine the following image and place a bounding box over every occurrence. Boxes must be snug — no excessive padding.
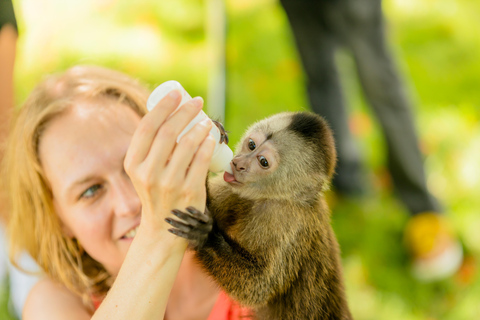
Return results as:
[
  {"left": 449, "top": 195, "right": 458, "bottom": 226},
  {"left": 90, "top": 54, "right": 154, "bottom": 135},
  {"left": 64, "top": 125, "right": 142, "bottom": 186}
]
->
[
  {"left": 46, "top": 99, "right": 139, "bottom": 138},
  {"left": 38, "top": 100, "right": 139, "bottom": 196},
  {"left": 70, "top": 98, "right": 141, "bottom": 124}
]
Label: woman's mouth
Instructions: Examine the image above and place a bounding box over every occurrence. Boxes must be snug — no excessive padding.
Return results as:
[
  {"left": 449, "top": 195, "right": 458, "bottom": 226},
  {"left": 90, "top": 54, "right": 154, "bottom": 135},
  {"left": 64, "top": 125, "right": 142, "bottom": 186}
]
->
[{"left": 121, "top": 226, "right": 139, "bottom": 239}]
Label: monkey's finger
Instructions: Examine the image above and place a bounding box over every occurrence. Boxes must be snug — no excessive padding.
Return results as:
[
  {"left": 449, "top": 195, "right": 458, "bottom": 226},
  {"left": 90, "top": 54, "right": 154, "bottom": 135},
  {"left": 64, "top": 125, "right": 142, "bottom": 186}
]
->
[
  {"left": 212, "top": 120, "right": 228, "bottom": 144},
  {"left": 171, "top": 209, "right": 204, "bottom": 226},
  {"left": 185, "top": 206, "right": 211, "bottom": 223},
  {"left": 165, "top": 218, "right": 192, "bottom": 233},
  {"left": 211, "top": 120, "right": 221, "bottom": 130},
  {"left": 168, "top": 228, "right": 193, "bottom": 241},
  {"left": 223, "top": 131, "right": 229, "bottom": 145}
]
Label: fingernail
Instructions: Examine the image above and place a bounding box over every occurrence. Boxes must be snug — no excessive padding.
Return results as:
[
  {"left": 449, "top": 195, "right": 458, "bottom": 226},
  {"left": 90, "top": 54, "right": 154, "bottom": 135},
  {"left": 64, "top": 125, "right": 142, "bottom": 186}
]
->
[
  {"left": 200, "top": 118, "right": 212, "bottom": 127},
  {"left": 207, "top": 134, "right": 216, "bottom": 143},
  {"left": 168, "top": 89, "right": 180, "bottom": 99},
  {"left": 191, "top": 96, "right": 204, "bottom": 108}
]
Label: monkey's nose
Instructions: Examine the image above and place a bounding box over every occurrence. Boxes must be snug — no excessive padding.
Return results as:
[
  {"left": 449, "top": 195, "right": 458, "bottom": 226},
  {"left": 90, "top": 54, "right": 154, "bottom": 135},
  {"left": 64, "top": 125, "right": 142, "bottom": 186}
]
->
[{"left": 232, "top": 159, "right": 246, "bottom": 172}]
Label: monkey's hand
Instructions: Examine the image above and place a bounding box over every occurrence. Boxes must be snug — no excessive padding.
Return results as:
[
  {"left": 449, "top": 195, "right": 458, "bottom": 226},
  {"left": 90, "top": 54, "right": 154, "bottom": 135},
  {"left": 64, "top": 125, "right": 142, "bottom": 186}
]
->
[
  {"left": 212, "top": 120, "right": 229, "bottom": 145},
  {"left": 165, "top": 206, "right": 213, "bottom": 250}
]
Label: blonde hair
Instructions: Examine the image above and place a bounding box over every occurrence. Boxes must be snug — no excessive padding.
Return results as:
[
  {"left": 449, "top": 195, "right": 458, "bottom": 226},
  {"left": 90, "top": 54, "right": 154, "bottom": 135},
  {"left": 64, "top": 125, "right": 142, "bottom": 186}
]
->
[{"left": 4, "top": 65, "right": 150, "bottom": 306}]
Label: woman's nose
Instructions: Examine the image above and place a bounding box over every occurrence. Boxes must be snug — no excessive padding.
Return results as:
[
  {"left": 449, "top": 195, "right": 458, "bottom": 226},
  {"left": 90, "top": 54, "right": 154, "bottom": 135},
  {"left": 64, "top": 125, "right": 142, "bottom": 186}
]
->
[{"left": 112, "top": 175, "right": 141, "bottom": 218}]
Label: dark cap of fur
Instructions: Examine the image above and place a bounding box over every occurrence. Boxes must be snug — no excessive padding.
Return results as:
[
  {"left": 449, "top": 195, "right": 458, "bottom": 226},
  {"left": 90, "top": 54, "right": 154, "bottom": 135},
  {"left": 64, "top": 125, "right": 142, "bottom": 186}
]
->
[{"left": 287, "top": 112, "right": 337, "bottom": 179}]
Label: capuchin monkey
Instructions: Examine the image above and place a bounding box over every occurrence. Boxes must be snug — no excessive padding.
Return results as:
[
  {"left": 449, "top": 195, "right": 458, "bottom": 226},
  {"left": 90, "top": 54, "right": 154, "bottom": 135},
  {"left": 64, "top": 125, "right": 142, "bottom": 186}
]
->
[{"left": 166, "top": 112, "right": 353, "bottom": 320}]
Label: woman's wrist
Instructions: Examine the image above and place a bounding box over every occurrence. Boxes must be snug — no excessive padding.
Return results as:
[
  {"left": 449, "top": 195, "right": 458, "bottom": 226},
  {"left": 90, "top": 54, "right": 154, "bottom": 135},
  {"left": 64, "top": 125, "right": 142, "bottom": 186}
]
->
[
  {"left": 134, "top": 221, "right": 188, "bottom": 256},
  {"left": 92, "top": 219, "right": 187, "bottom": 319}
]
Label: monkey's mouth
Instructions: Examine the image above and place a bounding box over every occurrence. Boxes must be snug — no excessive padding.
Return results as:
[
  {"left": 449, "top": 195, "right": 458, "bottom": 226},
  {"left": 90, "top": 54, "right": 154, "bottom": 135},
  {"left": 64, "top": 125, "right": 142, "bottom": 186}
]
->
[{"left": 224, "top": 171, "right": 240, "bottom": 185}]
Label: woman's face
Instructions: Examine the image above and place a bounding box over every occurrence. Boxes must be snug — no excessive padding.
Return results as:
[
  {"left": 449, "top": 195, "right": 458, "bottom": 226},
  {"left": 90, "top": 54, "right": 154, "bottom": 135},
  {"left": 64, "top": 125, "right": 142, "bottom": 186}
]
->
[{"left": 39, "top": 99, "right": 142, "bottom": 275}]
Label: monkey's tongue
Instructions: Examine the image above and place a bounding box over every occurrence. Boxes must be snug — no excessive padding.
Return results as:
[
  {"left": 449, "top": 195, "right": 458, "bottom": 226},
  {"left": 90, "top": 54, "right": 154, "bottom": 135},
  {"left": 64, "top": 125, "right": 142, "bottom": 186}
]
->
[{"left": 223, "top": 171, "right": 236, "bottom": 183}]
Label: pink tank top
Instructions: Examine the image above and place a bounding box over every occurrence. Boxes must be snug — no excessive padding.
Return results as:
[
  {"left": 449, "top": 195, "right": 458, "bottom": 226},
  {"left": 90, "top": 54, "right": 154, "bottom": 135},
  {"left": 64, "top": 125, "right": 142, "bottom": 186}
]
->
[
  {"left": 207, "top": 290, "right": 252, "bottom": 320},
  {"left": 92, "top": 290, "right": 252, "bottom": 319}
]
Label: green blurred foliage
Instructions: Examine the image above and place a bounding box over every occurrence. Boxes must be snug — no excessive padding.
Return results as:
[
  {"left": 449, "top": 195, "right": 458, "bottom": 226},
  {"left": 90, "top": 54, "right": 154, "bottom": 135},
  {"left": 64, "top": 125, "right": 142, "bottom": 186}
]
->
[{"left": 2, "top": 0, "right": 480, "bottom": 319}]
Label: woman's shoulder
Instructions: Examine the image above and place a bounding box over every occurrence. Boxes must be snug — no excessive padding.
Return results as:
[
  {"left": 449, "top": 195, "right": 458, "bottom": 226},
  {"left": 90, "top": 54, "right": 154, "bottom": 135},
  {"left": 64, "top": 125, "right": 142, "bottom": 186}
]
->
[{"left": 23, "top": 278, "right": 91, "bottom": 320}]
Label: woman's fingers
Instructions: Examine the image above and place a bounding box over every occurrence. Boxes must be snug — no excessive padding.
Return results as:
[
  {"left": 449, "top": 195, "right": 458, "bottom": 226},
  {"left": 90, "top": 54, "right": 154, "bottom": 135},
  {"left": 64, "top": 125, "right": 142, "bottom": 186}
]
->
[
  {"left": 125, "top": 89, "right": 181, "bottom": 170},
  {"left": 164, "top": 133, "right": 214, "bottom": 212},
  {"left": 164, "top": 118, "right": 213, "bottom": 182},
  {"left": 144, "top": 97, "right": 204, "bottom": 174},
  {"left": 184, "top": 133, "right": 216, "bottom": 189},
  {"left": 124, "top": 89, "right": 214, "bottom": 218}
]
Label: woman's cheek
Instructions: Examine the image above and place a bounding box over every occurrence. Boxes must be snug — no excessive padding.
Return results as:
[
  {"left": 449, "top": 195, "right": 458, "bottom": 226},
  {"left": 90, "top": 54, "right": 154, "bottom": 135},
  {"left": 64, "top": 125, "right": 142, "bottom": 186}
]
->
[{"left": 73, "top": 206, "right": 113, "bottom": 255}]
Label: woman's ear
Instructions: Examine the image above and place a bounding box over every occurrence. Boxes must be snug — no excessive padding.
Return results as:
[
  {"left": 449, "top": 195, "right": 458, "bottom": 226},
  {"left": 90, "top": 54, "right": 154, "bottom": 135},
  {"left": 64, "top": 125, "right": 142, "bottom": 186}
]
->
[
  {"left": 53, "top": 199, "right": 74, "bottom": 238},
  {"left": 61, "top": 223, "right": 74, "bottom": 238}
]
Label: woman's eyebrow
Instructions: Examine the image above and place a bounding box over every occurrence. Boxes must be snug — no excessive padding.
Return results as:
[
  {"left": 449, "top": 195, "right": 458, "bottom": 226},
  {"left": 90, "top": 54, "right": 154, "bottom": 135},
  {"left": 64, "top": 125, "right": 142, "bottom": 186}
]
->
[
  {"left": 64, "top": 153, "right": 127, "bottom": 197},
  {"left": 65, "top": 175, "right": 96, "bottom": 196}
]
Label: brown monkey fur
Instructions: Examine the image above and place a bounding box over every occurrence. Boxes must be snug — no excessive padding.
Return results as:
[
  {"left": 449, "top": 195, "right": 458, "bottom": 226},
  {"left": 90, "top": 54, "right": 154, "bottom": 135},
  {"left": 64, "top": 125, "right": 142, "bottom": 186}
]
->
[{"left": 167, "top": 112, "right": 353, "bottom": 320}]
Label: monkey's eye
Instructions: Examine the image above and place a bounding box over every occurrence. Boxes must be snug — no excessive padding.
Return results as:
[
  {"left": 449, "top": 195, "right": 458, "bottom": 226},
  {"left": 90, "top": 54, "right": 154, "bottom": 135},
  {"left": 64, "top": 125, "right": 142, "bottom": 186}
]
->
[
  {"left": 258, "top": 156, "right": 269, "bottom": 168},
  {"left": 248, "top": 139, "right": 256, "bottom": 151}
]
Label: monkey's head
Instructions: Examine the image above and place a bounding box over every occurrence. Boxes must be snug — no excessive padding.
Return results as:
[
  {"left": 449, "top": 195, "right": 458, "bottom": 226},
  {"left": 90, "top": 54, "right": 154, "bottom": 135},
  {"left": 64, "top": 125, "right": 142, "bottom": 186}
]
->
[{"left": 224, "top": 112, "right": 337, "bottom": 201}]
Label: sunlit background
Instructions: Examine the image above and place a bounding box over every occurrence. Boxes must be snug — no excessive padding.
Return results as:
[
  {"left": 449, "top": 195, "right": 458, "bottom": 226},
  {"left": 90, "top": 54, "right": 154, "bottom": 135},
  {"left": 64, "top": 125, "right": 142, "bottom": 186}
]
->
[{"left": 2, "top": 0, "right": 480, "bottom": 319}]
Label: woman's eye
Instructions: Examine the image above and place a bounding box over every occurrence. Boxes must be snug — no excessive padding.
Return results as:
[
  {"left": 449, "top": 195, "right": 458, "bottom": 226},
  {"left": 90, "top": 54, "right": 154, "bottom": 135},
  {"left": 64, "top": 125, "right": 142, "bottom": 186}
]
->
[
  {"left": 80, "top": 184, "right": 102, "bottom": 199},
  {"left": 248, "top": 139, "right": 256, "bottom": 151},
  {"left": 258, "top": 156, "right": 269, "bottom": 168}
]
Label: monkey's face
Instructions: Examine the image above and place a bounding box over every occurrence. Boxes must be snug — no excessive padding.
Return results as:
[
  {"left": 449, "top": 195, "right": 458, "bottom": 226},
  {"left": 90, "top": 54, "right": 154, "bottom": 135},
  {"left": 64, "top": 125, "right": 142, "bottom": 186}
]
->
[
  {"left": 225, "top": 111, "right": 336, "bottom": 201},
  {"left": 224, "top": 130, "right": 279, "bottom": 186}
]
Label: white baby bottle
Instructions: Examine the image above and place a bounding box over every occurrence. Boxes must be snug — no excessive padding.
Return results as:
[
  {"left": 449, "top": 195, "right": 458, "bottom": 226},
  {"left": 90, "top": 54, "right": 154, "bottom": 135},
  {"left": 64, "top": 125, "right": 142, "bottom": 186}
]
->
[{"left": 147, "top": 80, "right": 233, "bottom": 174}]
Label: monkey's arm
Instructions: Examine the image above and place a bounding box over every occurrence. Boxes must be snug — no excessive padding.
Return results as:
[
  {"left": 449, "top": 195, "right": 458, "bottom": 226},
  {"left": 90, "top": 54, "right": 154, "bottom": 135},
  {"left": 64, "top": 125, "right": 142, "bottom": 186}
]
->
[{"left": 166, "top": 207, "right": 286, "bottom": 307}]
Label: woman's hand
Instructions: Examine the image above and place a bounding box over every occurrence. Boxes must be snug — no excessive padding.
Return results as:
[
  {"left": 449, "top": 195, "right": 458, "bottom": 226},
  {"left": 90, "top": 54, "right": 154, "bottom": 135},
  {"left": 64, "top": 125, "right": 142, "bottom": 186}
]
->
[
  {"left": 90, "top": 92, "right": 215, "bottom": 320},
  {"left": 124, "top": 89, "right": 215, "bottom": 236}
]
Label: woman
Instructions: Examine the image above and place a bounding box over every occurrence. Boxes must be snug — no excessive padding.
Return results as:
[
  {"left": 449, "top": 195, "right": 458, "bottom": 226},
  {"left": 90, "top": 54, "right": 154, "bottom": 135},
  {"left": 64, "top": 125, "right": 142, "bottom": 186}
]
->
[{"left": 4, "top": 65, "right": 250, "bottom": 319}]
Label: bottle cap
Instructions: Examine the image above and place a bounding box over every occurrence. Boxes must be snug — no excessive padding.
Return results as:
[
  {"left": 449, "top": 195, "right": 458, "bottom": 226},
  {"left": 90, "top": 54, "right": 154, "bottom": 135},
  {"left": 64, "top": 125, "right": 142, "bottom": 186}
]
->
[{"left": 147, "top": 80, "right": 191, "bottom": 111}]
